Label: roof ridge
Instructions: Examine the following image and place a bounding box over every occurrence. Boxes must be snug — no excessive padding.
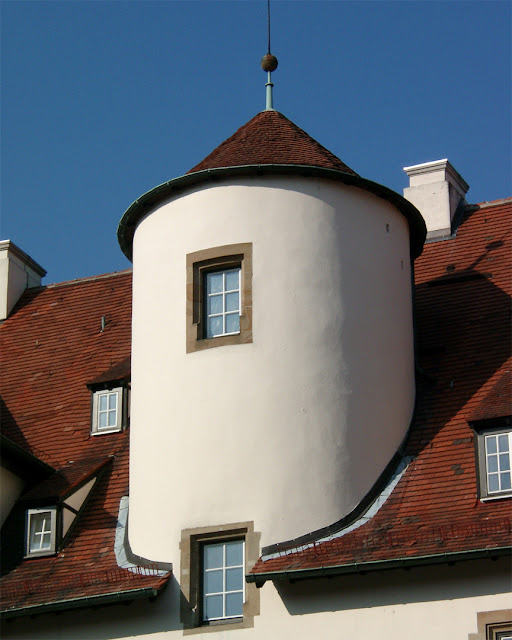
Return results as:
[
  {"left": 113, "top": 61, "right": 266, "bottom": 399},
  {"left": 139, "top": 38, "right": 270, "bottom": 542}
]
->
[{"left": 43, "top": 269, "right": 133, "bottom": 290}]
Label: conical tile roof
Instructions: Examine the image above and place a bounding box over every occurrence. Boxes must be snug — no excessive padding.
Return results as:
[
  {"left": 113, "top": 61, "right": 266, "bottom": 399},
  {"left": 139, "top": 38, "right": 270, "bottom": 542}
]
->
[{"left": 188, "top": 110, "right": 357, "bottom": 175}]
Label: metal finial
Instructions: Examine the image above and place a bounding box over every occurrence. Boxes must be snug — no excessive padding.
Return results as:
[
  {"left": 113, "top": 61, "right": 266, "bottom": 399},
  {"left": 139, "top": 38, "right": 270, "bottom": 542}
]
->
[{"left": 261, "top": 0, "right": 278, "bottom": 110}]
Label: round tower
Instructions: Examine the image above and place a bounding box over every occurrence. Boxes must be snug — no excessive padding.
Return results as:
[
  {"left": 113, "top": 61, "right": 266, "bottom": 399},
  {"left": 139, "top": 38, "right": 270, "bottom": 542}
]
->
[{"left": 118, "top": 108, "right": 426, "bottom": 561}]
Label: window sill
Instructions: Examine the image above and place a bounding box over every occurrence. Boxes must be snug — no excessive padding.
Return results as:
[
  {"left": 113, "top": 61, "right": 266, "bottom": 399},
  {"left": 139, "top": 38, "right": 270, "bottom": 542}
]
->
[{"left": 480, "top": 493, "right": 512, "bottom": 502}]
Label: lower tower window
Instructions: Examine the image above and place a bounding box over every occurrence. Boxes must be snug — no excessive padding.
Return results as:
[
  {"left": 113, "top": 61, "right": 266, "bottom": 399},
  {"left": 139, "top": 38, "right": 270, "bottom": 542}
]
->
[{"left": 202, "top": 540, "right": 244, "bottom": 622}]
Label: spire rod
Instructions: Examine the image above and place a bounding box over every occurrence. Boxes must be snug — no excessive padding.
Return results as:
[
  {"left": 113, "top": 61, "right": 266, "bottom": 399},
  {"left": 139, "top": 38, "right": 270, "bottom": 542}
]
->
[{"left": 261, "top": 0, "right": 278, "bottom": 110}]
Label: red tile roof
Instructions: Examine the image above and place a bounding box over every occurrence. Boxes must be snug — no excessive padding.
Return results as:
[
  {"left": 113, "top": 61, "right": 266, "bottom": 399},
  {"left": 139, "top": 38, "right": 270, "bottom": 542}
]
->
[
  {"left": 0, "top": 270, "right": 170, "bottom": 616},
  {"left": 249, "top": 197, "right": 512, "bottom": 581},
  {"left": 2, "top": 196, "right": 510, "bottom": 607},
  {"left": 187, "top": 110, "right": 358, "bottom": 175}
]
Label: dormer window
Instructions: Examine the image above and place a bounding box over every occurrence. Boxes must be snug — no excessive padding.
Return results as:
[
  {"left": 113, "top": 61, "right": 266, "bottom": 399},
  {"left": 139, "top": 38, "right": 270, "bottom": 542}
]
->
[
  {"left": 484, "top": 431, "right": 512, "bottom": 495},
  {"left": 474, "top": 419, "right": 512, "bottom": 500},
  {"left": 91, "top": 387, "right": 126, "bottom": 435},
  {"left": 26, "top": 507, "right": 56, "bottom": 557}
]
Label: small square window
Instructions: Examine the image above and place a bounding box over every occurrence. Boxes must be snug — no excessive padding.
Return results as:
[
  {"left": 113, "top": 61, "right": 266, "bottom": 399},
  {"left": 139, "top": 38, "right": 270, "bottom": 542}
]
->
[
  {"left": 26, "top": 508, "right": 57, "bottom": 557},
  {"left": 202, "top": 540, "right": 245, "bottom": 622},
  {"left": 186, "top": 244, "right": 252, "bottom": 353},
  {"left": 475, "top": 423, "right": 512, "bottom": 500},
  {"left": 91, "top": 387, "right": 126, "bottom": 435}
]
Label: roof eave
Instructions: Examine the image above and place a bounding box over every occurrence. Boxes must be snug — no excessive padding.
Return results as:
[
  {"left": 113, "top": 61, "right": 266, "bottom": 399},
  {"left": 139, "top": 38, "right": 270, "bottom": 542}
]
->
[
  {"left": 118, "top": 165, "right": 426, "bottom": 262},
  {"left": 246, "top": 546, "right": 512, "bottom": 587},
  {"left": 0, "top": 583, "right": 169, "bottom": 620}
]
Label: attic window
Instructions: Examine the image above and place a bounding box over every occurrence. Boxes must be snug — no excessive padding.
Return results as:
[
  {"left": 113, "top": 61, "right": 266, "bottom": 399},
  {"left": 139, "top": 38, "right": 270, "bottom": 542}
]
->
[
  {"left": 475, "top": 421, "right": 512, "bottom": 500},
  {"left": 26, "top": 508, "right": 56, "bottom": 557},
  {"left": 91, "top": 387, "right": 126, "bottom": 435}
]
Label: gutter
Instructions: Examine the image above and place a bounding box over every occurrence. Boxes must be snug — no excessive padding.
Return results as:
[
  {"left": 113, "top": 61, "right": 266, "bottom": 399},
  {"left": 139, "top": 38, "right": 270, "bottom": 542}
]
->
[
  {"left": 1, "top": 585, "right": 166, "bottom": 620},
  {"left": 246, "top": 546, "right": 512, "bottom": 587},
  {"left": 117, "top": 164, "right": 426, "bottom": 261}
]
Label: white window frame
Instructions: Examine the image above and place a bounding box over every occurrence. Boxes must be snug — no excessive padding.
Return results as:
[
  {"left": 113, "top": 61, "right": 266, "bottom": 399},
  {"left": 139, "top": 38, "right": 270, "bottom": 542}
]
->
[
  {"left": 91, "top": 387, "right": 124, "bottom": 435},
  {"left": 484, "top": 431, "right": 512, "bottom": 495},
  {"left": 205, "top": 268, "right": 241, "bottom": 339},
  {"left": 476, "top": 425, "right": 512, "bottom": 500},
  {"left": 202, "top": 539, "right": 245, "bottom": 623},
  {"left": 25, "top": 507, "right": 57, "bottom": 557}
]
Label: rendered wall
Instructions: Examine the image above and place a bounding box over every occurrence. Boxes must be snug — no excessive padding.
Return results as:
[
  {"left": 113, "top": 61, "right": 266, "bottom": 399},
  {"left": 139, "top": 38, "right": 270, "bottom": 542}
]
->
[
  {"left": 2, "top": 558, "right": 510, "bottom": 639},
  {"left": 129, "top": 176, "right": 416, "bottom": 558}
]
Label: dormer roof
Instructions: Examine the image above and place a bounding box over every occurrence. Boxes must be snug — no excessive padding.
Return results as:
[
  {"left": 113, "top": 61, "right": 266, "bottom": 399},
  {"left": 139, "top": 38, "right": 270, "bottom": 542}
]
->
[{"left": 187, "top": 110, "right": 358, "bottom": 175}]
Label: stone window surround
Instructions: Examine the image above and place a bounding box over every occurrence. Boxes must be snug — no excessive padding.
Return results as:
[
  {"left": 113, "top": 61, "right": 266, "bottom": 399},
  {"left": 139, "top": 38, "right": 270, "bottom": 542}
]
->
[
  {"left": 180, "top": 521, "right": 260, "bottom": 634},
  {"left": 186, "top": 243, "right": 253, "bottom": 354},
  {"left": 468, "top": 609, "right": 512, "bottom": 640}
]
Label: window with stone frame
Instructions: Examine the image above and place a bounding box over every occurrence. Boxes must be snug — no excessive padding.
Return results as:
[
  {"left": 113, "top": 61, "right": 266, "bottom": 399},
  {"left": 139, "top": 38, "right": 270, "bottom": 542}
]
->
[{"left": 186, "top": 244, "right": 252, "bottom": 353}]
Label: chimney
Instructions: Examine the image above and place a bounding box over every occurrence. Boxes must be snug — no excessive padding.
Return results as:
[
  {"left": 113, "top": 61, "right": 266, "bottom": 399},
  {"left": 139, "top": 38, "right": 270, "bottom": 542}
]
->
[
  {"left": 0, "top": 241, "right": 46, "bottom": 321},
  {"left": 403, "top": 159, "right": 469, "bottom": 240}
]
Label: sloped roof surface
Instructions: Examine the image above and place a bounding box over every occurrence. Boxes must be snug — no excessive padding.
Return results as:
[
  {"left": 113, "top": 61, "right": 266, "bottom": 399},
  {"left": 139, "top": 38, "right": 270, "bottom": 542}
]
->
[
  {"left": 250, "top": 198, "right": 512, "bottom": 578},
  {"left": 0, "top": 270, "right": 170, "bottom": 615},
  {"left": 187, "top": 109, "right": 358, "bottom": 175}
]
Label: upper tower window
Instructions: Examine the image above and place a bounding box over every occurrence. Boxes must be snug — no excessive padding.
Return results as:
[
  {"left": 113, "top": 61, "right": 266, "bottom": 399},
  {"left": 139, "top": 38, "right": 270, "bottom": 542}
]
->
[
  {"left": 186, "top": 243, "right": 252, "bottom": 353},
  {"left": 205, "top": 268, "right": 241, "bottom": 338}
]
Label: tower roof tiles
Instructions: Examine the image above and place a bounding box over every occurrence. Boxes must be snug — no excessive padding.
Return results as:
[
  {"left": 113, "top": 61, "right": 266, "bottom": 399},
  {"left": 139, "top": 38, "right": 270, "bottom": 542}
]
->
[{"left": 187, "top": 109, "right": 357, "bottom": 175}]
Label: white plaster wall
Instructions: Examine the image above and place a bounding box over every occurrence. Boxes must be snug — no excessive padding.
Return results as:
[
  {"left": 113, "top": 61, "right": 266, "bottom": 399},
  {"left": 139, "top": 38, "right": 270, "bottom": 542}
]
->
[
  {"left": 2, "top": 558, "right": 510, "bottom": 639},
  {"left": 0, "top": 466, "right": 24, "bottom": 527},
  {"left": 129, "top": 176, "right": 415, "bottom": 559}
]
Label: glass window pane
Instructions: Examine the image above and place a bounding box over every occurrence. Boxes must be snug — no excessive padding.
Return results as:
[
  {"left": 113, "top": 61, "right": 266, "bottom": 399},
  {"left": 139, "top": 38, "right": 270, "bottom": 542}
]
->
[
  {"left": 487, "top": 454, "right": 498, "bottom": 473},
  {"left": 498, "top": 434, "right": 509, "bottom": 452},
  {"left": 225, "top": 270, "right": 240, "bottom": 291},
  {"left": 108, "top": 409, "right": 117, "bottom": 427},
  {"left": 488, "top": 473, "right": 499, "bottom": 493},
  {"left": 204, "top": 544, "right": 223, "bottom": 569},
  {"left": 486, "top": 436, "right": 497, "bottom": 454},
  {"left": 501, "top": 472, "right": 511, "bottom": 491},
  {"left": 225, "top": 313, "right": 240, "bottom": 335},
  {"left": 226, "top": 567, "right": 243, "bottom": 592},
  {"left": 99, "top": 395, "right": 108, "bottom": 411},
  {"left": 99, "top": 412, "right": 107, "bottom": 428},
  {"left": 225, "top": 292, "right": 239, "bottom": 313},
  {"left": 204, "top": 569, "right": 223, "bottom": 595},
  {"left": 225, "top": 592, "right": 243, "bottom": 617},
  {"left": 225, "top": 541, "right": 243, "bottom": 566},
  {"left": 208, "top": 295, "right": 223, "bottom": 316},
  {"left": 41, "top": 532, "right": 52, "bottom": 549},
  {"left": 500, "top": 453, "right": 511, "bottom": 471},
  {"left": 205, "top": 594, "right": 223, "bottom": 620},
  {"left": 207, "top": 273, "right": 223, "bottom": 294},
  {"left": 108, "top": 394, "right": 117, "bottom": 410},
  {"left": 207, "top": 316, "right": 223, "bottom": 338}
]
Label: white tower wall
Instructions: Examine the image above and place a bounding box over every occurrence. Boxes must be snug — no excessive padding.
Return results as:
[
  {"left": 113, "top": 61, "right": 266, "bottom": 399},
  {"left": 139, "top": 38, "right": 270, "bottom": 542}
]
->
[{"left": 128, "top": 176, "right": 415, "bottom": 560}]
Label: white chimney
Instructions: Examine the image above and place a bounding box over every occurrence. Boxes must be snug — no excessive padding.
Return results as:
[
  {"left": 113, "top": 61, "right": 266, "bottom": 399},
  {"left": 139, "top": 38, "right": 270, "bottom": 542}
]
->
[
  {"left": 403, "top": 159, "right": 469, "bottom": 240},
  {"left": 0, "top": 241, "right": 46, "bottom": 321}
]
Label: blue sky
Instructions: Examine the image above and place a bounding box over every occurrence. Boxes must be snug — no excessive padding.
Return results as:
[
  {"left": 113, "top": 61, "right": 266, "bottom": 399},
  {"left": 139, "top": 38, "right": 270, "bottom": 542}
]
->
[{"left": 1, "top": 0, "right": 510, "bottom": 284}]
